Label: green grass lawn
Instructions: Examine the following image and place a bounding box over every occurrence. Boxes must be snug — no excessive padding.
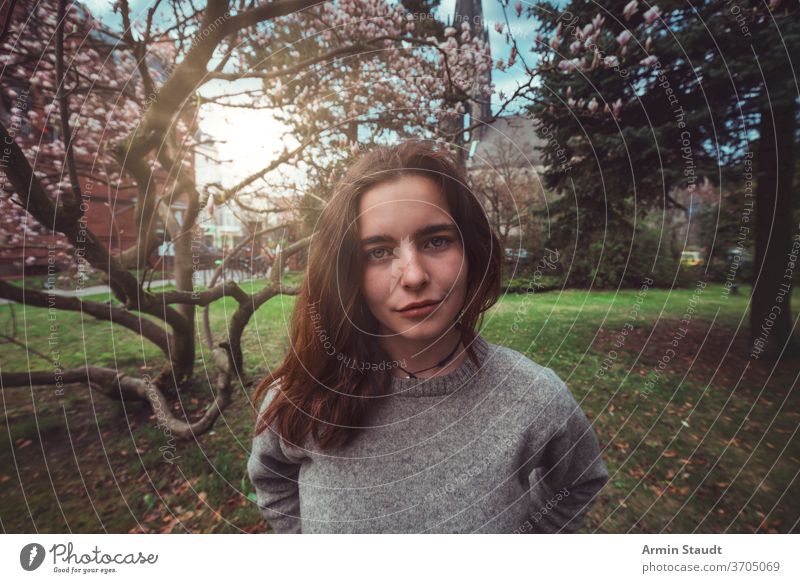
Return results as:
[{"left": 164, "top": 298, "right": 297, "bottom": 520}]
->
[{"left": 0, "top": 278, "right": 798, "bottom": 533}]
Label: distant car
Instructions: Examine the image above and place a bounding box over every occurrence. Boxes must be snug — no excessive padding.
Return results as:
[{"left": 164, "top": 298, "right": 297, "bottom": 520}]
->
[
  {"left": 504, "top": 248, "right": 531, "bottom": 263},
  {"left": 680, "top": 251, "right": 704, "bottom": 267},
  {"left": 725, "top": 247, "right": 752, "bottom": 264}
]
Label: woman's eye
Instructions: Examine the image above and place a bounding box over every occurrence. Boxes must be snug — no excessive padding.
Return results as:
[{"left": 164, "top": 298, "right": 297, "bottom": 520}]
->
[
  {"left": 366, "top": 248, "right": 390, "bottom": 261},
  {"left": 427, "top": 236, "right": 452, "bottom": 250},
  {"left": 365, "top": 237, "right": 452, "bottom": 262}
]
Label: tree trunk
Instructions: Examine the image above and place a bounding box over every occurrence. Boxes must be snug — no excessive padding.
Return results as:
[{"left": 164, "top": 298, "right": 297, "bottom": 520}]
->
[
  {"left": 171, "top": 223, "right": 196, "bottom": 383},
  {"left": 749, "top": 99, "right": 797, "bottom": 360}
]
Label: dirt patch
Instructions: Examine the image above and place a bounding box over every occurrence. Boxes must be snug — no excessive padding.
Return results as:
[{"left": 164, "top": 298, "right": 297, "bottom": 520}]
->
[{"left": 592, "top": 318, "right": 798, "bottom": 400}]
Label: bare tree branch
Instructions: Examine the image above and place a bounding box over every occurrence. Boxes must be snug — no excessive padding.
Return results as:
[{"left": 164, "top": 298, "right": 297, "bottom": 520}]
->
[
  {"left": 0, "top": 359, "right": 235, "bottom": 440},
  {"left": 55, "top": 0, "right": 82, "bottom": 208}
]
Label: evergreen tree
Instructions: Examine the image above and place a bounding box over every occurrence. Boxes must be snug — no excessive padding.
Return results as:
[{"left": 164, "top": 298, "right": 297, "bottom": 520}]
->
[{"left": 524, "top": 0, "right": 798, "bottom": 359}]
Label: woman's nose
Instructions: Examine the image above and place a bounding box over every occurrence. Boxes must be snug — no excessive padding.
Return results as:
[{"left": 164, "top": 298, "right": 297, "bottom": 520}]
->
[
  {"left": 401, "top": 253, "right": 429, "bottom": 289},
  {"left": 391, "top": 247, "right": 429, "bottom": 291}
]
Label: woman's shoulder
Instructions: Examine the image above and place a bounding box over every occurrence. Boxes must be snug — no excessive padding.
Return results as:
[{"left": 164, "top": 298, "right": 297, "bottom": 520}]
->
[
  {"left": 256, "top": 379, "right": 282, "bottom": 411},
  {"left": 253, "top": 379, "right": 311, "bottom": 461},
  {"left": 481, "top": 340, "right": 575, "bottom": 410}
]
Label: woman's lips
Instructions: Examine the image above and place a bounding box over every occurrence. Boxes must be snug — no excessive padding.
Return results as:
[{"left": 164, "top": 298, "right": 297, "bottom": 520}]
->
[{"left": 396, "top": 300, "right": 442, "bottom": 318}]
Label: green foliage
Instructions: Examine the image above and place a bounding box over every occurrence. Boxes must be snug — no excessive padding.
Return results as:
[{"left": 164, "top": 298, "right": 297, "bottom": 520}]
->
[
  {"left": 555, "top": 223, "right": 683, "bottom": 288},
  {"left": 525, "top": 1, "right": 799, "bottom": 284}
]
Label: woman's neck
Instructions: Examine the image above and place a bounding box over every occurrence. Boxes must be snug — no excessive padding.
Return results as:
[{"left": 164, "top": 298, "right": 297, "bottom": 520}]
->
[{"left": 379, "top": 326, "right": 466, "bottom": 379}]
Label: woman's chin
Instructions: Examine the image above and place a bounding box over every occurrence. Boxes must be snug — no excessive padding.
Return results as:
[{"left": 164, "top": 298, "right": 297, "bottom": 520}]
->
[{"left": 386, "top": 317, "right": 456, "bottom": 341}]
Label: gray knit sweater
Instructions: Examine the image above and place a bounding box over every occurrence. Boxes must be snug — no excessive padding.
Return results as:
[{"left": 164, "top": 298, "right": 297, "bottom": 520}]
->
[{"left": 247, "top": 334, "right": 609, "bottom": 533}]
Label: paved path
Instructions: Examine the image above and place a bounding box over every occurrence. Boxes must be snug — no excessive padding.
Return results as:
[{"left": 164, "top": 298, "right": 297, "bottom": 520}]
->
[{"left": 0, "top": 269, "right": 268, "bottom": 304}]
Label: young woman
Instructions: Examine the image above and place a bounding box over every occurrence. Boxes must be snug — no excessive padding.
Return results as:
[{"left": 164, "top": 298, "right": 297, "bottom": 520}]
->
[{"left": 247, "top": 140, "right": 608, "bottom": 533}]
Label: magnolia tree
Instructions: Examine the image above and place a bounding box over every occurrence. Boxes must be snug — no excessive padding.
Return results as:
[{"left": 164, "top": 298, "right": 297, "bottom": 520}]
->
[
  {"left": 0, "top": 3, "right": 145, "bottom": 266},
  {"left": 203, "top": 0, "right": 496, "bottom": 236},
  {"left": 0, "top": 0, "right": 509, "bottom": 438}
]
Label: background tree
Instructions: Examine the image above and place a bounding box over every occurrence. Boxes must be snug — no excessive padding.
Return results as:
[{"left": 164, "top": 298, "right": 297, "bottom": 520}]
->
[
  {"left": 469, "top": 135, "right": 544, "bottom": 254},
  {"left": 522, "top": 0, "right": 798, "bottom": 358}
]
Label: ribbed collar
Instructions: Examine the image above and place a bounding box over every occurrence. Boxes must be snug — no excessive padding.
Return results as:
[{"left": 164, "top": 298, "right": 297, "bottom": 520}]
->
[{"left": 387, "top": 334, "right": 491, "bottom": 398}]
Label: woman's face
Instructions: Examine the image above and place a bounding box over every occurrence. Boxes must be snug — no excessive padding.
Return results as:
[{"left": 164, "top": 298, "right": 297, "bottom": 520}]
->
[{"left": 357, "top": 174, "right": 468, "bottom": 342}]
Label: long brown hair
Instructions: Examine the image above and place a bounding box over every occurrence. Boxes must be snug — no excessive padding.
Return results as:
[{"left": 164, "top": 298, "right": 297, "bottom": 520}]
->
[{"left": 252, "top": 140, "right": 502, "bottom": 450}]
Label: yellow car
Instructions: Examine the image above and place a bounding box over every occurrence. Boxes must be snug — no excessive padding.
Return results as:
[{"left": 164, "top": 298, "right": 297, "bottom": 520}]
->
[{"left": 680, "top": 251, "right": 705, "bottom": 267}]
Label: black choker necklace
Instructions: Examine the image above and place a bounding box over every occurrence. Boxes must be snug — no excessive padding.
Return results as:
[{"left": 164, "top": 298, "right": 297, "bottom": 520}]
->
[{"left": 396, "top": 339, "right": 462, "bottom": 379}]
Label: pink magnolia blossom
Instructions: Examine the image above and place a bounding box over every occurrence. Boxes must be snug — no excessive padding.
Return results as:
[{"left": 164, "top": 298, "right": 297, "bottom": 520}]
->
[
  {"left": 612, "top": 98, "right": 623, "bottom": 117},
  {"left": 558, "top": 58, "right": 581, "bottom": 73},
  {"left": 644, "top": 5, "right": 661, "bottom": 25},
  {"left": 617, "top": 30, "right": 632, "bottom": 46},
  {"left": 623, "top": 1, "right": 639, "bottom": 20},
  {"left": 514, "top": 1, "right": 523, "bottom": 17},
  {"left": 508, "top": 45, "right": 518, "bottom": 67}
]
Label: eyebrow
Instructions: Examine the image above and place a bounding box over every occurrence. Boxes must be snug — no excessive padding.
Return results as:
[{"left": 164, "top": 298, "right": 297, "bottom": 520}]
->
[{"left": 360, "top": 223, "right": 458, "bottom": 247}]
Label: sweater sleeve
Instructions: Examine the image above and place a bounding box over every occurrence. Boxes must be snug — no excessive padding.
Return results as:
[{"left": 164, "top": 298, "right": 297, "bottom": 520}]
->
[
  {"left": 246, "top": 386, "right": 303, "bottom": 534},
  {"left": 524, "top": 369, "right": 609, "bottom": 533}
]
